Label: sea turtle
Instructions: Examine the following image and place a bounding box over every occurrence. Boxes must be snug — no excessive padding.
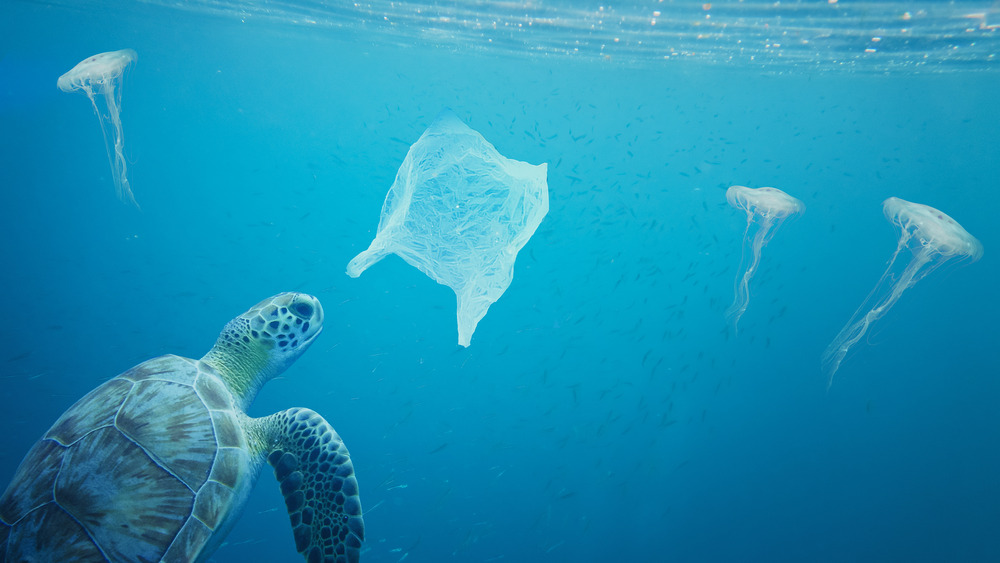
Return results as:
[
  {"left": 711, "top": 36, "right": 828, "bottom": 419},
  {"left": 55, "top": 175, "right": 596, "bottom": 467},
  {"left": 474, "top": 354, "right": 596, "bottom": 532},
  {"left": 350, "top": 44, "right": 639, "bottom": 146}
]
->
[{"left": 0, "top": 292, "right": 364, "bottom": 562}]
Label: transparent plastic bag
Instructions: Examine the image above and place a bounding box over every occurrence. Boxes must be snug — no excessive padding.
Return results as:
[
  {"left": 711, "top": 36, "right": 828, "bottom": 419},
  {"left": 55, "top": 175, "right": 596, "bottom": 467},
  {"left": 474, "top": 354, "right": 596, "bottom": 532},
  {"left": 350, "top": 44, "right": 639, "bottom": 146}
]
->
[{"left": 348, "top": 110, "right": 549, "bottom": 346}]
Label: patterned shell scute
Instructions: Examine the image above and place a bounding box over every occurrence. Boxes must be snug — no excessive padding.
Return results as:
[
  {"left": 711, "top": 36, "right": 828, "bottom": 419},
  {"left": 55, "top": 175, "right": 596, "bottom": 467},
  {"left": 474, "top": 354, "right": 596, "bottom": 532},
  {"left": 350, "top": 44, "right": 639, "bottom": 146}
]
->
[
  {"left": 0, "top": 440, "right": 65, "bottom": 525},
  {"left": 210, "top": 447, "right": 249, "bottom": 489},
  {"left": 116, "top": 379, "right": 217, "bottom": 490},
  {"left": 192, "top": 480, "right": 235, "bottom": 530},
  {"left": 195, "top": 366, "right": 233, "bottom": 410},
  {"left": 46, "top": 378, "right": 134, "bottom": 446},
  {"left": 0, "top": 354, "right": 248, "bottom": 561},
  {"left": 119, "top": 354, "right": 200, "bottom": 386},
  {"left": 5, "top": 503, "right": 105, "bottom": 562},
  {"left": 211, "top": 409, "right": 245, "bottom": 449},
  {"left": 161, "top": 517, "right": 213, "bottom": 562},
  {"left": 54, "top": 426, "right": 195, "bottom": 562}
]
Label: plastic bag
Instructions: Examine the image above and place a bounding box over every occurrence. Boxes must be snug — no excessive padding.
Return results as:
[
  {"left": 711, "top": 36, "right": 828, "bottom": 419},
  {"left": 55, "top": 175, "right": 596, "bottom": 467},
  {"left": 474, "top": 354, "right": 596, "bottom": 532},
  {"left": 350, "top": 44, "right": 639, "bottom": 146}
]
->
[{"left": 347, "top": 110, "right": 549, "bottom": 346}]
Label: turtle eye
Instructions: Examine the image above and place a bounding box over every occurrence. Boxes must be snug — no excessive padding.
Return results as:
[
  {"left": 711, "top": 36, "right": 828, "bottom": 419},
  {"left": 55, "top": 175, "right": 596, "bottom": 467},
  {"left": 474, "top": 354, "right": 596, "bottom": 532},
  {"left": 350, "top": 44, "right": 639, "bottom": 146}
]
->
[{"left": 291, "top": 301, "right": 314, "bottom": 319}]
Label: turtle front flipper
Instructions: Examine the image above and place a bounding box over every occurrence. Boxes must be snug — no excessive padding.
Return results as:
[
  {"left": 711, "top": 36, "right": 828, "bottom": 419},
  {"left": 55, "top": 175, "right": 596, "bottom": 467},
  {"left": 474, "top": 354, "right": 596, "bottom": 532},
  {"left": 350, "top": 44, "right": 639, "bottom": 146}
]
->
[{"left": 263, "top": 408, "right": 364, "bottom": 563}]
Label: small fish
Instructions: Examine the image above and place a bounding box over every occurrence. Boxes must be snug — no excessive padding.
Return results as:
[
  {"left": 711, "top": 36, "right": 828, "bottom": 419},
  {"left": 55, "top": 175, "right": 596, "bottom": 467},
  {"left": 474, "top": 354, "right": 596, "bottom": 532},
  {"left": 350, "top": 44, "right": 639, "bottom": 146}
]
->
[{"left": 7, "top": 351, "right": 30, "bottom": 362}]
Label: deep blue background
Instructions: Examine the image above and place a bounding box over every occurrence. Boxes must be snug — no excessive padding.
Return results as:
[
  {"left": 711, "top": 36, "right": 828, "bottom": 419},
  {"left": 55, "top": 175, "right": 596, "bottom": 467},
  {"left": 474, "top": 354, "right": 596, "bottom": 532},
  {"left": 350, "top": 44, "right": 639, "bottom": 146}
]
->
[{"left": 1, "top": 2, "right": 998, "bottom": 562}]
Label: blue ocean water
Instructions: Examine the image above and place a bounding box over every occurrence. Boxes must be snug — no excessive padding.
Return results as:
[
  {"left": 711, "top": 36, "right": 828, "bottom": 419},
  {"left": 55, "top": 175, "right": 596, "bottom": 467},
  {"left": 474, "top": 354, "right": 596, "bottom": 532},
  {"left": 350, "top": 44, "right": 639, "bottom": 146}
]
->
[{"left": 1, "top": 1, "right": 998, "bottom": 561}]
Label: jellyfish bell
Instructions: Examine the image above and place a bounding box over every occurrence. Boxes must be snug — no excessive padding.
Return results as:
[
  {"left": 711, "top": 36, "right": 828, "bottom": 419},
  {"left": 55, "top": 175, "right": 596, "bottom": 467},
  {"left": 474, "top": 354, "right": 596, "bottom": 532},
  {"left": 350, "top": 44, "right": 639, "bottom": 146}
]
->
[
  {"left": 57, "top": 49, "right": 137, "bottom": 93},
  {"left": 727, "top": 186, "right": 805, "bottom": 221},
  {"left": 822, "top": 197, "right": 982, "bottom": 384},
  {"left": 883, "top": 197, "right": 984, "bottom": 261},
  {"left": 58, "top": 49, "right": 138, "bottom": 207},
  {"left": 725, "top": 186, "right": 804, "bottom": 332}
]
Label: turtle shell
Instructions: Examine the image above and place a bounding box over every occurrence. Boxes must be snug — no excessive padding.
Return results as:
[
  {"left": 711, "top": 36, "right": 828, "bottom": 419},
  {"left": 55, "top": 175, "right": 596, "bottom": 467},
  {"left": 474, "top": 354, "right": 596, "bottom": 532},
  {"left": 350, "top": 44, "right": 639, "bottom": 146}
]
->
[{"left": 0, "top": 355, "right": 253, "bottom": 562}]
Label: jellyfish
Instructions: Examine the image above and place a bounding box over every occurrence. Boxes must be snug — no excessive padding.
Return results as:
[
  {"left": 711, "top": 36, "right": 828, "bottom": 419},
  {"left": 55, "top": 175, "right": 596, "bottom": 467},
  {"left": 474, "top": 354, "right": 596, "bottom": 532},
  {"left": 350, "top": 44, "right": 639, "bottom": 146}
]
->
[
  {"left": 58, "top": 49, "right": 138, "bottom": 207},
  {"left": 347, "top": 109, "right": 548, "bottom": 347},
  {"left": 822, "top": 197, "right": 983, "bottom": 384},
  {"left": 725, "top": 185, "right": 805, "bottom": 332}
]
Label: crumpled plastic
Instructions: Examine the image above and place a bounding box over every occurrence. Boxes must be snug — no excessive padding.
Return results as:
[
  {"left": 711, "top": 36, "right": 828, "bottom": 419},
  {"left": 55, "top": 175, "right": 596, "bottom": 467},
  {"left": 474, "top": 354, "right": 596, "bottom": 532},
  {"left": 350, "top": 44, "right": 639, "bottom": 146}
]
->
[{"left": 347, "top": 109, "right": 549, "bottom": 346}]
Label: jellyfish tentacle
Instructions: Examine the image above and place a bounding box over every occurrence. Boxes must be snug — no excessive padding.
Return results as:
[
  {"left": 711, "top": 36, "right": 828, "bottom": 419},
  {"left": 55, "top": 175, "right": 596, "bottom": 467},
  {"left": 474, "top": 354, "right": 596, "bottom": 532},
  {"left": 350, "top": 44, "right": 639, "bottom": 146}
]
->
[
  {"left": 729, "top": 215, "right": 775, "bottom": 331},
  {"left": 823, "top": 251, "right": 933, "bottom": 385},
  {"left": 102, "top": 82, "right": 136, "bottom": 207},
  {"left": 822, "top": 248, "right": 900, "bottom": 382},
  {"left": 726, "top": 213, "right": 754, "bottom": 332},
  {"left": 823, "top": 197, "right": 981, "bottom": 385},
  {"left": 725, "top": 188, "right": 799, "bottom": 334},
  {"left": 93, "top": 84, "right": 121, "bottom": 204},
  {"left": 58, "top": 49, "right": 138, "bottom": 207}
]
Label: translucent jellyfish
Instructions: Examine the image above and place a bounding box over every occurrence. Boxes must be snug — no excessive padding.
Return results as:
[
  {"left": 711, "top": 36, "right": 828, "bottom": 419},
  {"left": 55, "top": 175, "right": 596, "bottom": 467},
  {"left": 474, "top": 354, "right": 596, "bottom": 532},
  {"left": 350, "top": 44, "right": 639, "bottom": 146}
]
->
[
  {"left": 58, "top": 49, "right": 138, "bottom": 206},
  {"left": 347, "top": 109, "right": 549, "bottom": 346},
  {"left": 725, "top": 186, "right": 805, "bottom": 332},
  {"left": 822, "top": 197, "right": 983, "bottom": 383}
]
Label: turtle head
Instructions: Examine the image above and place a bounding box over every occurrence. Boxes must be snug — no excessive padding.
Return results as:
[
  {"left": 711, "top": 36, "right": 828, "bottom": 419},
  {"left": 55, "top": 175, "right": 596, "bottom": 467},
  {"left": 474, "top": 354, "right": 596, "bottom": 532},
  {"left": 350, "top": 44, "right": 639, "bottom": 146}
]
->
[{"left": 202, "top": 292, "right": 324, "bottom": 406}]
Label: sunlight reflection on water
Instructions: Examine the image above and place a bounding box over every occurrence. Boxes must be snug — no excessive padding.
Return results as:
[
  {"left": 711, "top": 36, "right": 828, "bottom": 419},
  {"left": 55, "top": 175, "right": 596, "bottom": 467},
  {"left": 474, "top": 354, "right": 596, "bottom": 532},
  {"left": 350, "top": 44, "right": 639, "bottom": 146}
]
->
[{"left": 76, "top": 0, "right": 1000, "bottom": 72}]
